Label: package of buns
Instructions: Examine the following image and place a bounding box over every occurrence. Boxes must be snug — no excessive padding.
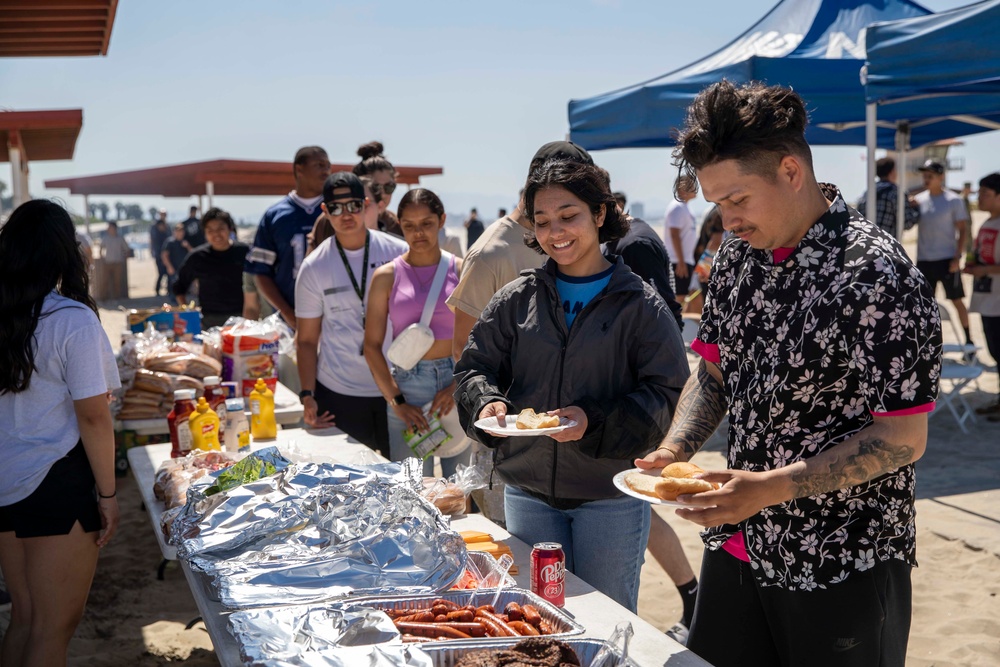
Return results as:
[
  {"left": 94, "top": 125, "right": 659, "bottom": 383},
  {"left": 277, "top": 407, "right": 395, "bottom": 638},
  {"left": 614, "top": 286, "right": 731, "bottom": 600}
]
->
[
  {"left": 221, "top": 318, "right": 280, "bottom": 397},
  {"left": 143, "top": 350, "right": 222, "bottom": 379},
  {"left": 153, "top": 450, "right": 236, "bottom": 509}
]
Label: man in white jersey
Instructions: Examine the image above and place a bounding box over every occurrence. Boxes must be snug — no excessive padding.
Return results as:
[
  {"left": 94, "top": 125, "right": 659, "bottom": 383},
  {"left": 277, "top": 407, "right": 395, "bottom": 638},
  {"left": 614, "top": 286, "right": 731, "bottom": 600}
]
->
[{"left": 295, "top": 172, "right": 407, "bottom": 456}]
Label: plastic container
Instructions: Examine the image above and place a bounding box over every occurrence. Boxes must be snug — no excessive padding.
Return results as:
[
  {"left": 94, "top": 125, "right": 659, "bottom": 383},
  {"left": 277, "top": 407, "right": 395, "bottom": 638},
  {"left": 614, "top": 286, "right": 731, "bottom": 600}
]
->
[
  {"left": 188, "top": 397, "right": 222, "bottom": 452},
  {"left": 203, "top": 376, "right": 228, "bottom": 440},
  {"left": 168, "top": 389, "right": 198, "bottom": 458},
  {"left": 223, "top": 397, "right": 250, "bottom": 453},
  {"left": 248, "top": 378, "right": 277, "bottom": 440}
]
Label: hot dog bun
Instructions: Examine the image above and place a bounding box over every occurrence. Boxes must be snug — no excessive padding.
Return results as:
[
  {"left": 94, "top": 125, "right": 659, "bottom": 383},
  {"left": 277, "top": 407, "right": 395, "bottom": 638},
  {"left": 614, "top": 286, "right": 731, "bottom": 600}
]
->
[
  {"left": 623, "top": 472, "right": 662, "bottom": 499},
  {"left": 515, "top": 408, "right": 560, "bottom": 430}
]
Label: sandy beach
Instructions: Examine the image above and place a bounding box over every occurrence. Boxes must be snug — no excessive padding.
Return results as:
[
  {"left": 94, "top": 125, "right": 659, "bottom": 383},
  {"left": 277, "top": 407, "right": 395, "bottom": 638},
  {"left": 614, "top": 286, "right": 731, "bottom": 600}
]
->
[{"left": 1, "top": 225, "right": 998, "bottom": 666}]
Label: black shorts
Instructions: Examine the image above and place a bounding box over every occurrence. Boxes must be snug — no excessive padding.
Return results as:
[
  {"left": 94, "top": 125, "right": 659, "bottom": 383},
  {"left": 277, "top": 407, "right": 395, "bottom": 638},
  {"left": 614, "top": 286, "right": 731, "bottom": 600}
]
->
[
  {"left": 314, "top": 382, "right": 390, "bottom": 458},
  {"left": 917, "top": 258, "right": 965, "bottom": 299},
  {"left": 672, "top": 263, "right": 696, "bottom": 296},
  {"left": 687, "top": 548, "right": 912, "bottom": 667},
  {"left": 0, "top": 441, "right": 102, "bottom": 538}
]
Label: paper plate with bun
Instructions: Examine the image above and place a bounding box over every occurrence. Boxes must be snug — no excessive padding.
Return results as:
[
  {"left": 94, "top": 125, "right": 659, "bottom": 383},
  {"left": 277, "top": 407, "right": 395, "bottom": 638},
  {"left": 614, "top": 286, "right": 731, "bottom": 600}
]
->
[
  {"left": 475, "top": 408, "right": 576, "bottom": 436},
  {"left": 613, "top": 462, "right": 720, "bottom": 507}
]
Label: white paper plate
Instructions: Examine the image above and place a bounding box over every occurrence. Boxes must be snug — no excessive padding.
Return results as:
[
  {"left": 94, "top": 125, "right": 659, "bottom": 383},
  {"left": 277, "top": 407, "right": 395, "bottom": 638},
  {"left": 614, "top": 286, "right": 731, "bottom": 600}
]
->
[
  {"left": 474, "top": 415, "right": 576, "bottom": 436},
  {"left": 613, "top": 468, "right": 700, "bottom": 507}
]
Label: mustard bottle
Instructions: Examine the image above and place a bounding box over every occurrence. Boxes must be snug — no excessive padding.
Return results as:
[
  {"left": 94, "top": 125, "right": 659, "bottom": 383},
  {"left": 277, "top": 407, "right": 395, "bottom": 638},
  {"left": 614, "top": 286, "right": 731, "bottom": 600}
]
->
[
  {"left": 188, "top": 397, "right": 221, "bottom": 451},
  {"left": 248, "top": 379, "right": 277, "bottom": 440}
]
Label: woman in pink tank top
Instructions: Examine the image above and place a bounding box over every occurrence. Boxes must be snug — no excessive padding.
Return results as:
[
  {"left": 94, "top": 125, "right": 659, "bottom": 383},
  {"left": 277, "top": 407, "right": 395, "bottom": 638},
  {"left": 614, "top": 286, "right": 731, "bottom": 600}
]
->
[{"left": 363, "top": 189, "right": 469, "bottom": 477}]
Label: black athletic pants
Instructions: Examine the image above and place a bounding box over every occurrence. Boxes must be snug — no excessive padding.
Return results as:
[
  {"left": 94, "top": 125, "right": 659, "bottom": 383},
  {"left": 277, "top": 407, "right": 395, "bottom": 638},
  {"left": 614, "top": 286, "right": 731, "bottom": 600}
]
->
[
  {"left": 314, "top": 382, "right": 390, "bottom": 459},
  {"left": 686, "top": 547, "right": 912, "bottom": 667}
]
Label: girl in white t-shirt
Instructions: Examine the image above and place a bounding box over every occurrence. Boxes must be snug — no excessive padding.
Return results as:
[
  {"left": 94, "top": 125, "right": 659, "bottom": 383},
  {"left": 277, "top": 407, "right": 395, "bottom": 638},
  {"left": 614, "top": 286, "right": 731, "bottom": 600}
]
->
[{"left": 0, "top": 200, "right": 121, "bottom": 665}]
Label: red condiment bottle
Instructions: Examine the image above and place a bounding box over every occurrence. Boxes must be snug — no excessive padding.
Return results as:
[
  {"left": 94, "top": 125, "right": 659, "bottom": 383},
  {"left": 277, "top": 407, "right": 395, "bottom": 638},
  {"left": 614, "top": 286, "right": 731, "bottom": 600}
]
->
[
  {"left": 202, "top": 375, "right": 228, "bottom": 440},
  {"left": 168, "top": 389, "right": 198, "bottom": 458}
]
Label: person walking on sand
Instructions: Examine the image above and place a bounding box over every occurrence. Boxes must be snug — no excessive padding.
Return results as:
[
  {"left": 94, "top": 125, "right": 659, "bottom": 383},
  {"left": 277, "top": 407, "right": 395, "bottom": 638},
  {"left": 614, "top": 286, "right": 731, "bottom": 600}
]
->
[
  {"left": 965, "top": 172, "right": 1000, "bottom": 419},
  {"left": 638, "top": 81, "right": 942, "bottom": 667},
  {"left": 664, "top": 175, "right": 699, "bottom": 312},
  {"left": 150, "top": 210, "right": 171, "bottom": 296},
  {"left": 0, "top": 200, "right": 121, "bottom": 666},
  {"left": 100, "top": 221, "right": 131, "bottom": 299}
]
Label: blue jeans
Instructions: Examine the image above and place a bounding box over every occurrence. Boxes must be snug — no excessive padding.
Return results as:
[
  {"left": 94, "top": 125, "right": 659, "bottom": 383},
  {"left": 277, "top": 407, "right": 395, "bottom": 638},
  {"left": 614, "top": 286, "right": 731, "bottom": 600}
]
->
[
  {"left": 504, "top": 485, "right": 650, "bottom": 612},
  {"left": 388, "top": 357, "right": 470, "bottom": 477}
]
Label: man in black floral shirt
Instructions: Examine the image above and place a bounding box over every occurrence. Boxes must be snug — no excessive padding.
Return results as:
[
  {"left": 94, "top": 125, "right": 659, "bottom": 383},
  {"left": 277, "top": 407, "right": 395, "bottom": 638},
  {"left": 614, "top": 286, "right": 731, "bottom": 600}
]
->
[{"left": 638, "top": 81, "right": 942, "bottom": 667}]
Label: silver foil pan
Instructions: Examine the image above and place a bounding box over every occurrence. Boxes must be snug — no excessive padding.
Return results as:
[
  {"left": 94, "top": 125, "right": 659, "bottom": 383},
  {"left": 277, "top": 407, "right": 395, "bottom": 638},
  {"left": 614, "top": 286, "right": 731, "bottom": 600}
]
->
[
  {"left": 346, "top": 587, "right": 585, "bottom": 642},
  {"left": 413, "top": 638, "right": 639, "bottom": 667}
]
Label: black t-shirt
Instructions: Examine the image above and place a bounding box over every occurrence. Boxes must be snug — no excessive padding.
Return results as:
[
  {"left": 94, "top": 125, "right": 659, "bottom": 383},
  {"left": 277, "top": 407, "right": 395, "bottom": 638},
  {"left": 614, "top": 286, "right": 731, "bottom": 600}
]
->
[
  {"left": 162, "top": 238, "right": 189, "bottom": 272},
  {"left": 183, "top": 216, "right": 206, "bottom": 248},
  {"left": 606, "top": 217, "right": 683, "bottom": 330},
  {"left": 173, "top": 242, "right": 249, "bottom": 316}
]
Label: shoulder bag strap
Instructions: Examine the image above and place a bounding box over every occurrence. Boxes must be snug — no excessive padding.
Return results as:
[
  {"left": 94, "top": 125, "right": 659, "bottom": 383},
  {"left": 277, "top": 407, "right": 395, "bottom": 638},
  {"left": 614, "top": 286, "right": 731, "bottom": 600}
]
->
[{"left": 418, "top": 252, "right": 452, "bottom": 328}]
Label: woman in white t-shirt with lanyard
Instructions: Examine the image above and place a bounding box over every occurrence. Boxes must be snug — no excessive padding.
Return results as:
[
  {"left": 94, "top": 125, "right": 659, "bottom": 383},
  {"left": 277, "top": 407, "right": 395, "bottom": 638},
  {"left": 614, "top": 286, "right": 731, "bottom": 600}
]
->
[
  {"left": 364, "top": 189, "right": 469, "bottom": 476},
  {"left": 0, "top": 200, "right": 121, "bottom": 665}
]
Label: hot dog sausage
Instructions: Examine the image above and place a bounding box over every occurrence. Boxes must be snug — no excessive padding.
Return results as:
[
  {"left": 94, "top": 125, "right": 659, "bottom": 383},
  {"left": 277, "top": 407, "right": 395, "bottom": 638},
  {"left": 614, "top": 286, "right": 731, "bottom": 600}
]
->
[
  {"left": 445, "top": 609, "right": 475, "bottom": 623},
  {"left": 504, "top": 602, "right": 524, "bottom": 622},
  {"left": 522, "top": 604, "right": 543, "bottom": 627},
  {"left": 475, "top": 609, "right": 518, "bottom": 637},
  {"left": 508, "top": 620, "right": 540, "bottom": 636},
  {"left": 394, "top": 622, "right": 472, "bottom": 640}
]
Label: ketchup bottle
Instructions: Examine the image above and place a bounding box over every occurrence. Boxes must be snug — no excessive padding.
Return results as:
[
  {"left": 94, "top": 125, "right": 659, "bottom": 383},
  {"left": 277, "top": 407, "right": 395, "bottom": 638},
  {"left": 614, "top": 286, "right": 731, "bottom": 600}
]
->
[{"left": 168, "top": 389, "right": 198, "bottom": 458}]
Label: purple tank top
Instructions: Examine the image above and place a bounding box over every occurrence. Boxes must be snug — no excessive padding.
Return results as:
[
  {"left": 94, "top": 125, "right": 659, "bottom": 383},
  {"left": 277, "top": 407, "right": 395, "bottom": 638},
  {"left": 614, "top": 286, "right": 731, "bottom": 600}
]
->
[{"left": 389, "top": 254, "right": 459, "bottom": 340}]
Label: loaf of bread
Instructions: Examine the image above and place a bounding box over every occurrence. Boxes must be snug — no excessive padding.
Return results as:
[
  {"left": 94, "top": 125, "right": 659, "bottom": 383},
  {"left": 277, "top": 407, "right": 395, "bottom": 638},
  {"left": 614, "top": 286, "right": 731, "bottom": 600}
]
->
[{"left": 515, "top": 408, "right": 560, "bottom": 430}]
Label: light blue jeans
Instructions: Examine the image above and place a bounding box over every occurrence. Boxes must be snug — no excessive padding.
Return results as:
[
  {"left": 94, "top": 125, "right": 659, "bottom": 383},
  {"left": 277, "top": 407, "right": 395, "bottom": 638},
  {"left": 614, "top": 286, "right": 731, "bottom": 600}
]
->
[
  {"left": 388, "top": 357, "right": 471, "bottom": 477},
  {"left": 504, "top": 485, "right": 650, "bottom": 612}
]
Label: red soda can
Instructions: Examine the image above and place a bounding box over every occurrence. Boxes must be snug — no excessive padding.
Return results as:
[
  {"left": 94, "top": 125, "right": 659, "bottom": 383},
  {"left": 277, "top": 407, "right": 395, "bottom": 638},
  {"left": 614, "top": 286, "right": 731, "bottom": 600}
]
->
[{"left": 530, "top": 542, "right": 565, "bottom": 607}]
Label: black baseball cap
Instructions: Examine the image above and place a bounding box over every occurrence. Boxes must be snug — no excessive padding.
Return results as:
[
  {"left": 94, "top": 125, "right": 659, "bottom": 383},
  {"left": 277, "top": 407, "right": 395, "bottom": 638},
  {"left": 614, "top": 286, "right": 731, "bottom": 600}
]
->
[
  {"left": 917, "top": 159, "right": 946, "bottom": 175},
  {"left": 323, "top": 171, "right": 365, "bottom": 203},
  {"left": 530, "top": 140, "right": 594, "bottom": 167}
]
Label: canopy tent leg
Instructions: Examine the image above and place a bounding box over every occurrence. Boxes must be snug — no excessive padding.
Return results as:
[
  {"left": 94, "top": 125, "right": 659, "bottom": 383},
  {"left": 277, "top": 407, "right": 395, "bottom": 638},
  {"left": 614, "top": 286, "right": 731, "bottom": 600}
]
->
[
  {"left": 83, "top": 194, "right": 91, "bottom": 235},
  {"left": 198, "top": 194, "right": 203, "bottom": 213},
  {"left": 895, "top": 121, "right": 911, "bottom": 243},
  {"left": 206, "top": 180, "right": 214, "bottom": 208},
  {"left": 865, "top": 103, "right": 878, "bottom": 224}
]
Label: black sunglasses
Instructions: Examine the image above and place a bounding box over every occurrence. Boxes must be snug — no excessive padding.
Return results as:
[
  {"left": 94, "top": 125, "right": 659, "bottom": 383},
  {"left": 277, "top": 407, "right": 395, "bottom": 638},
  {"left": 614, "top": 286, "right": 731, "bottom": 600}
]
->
[
  {"left": 326, "top": 200, "right": 364, "bottom": 216},
  {"left": 370, "top": 181, "right": 397, "bottom": 197}
]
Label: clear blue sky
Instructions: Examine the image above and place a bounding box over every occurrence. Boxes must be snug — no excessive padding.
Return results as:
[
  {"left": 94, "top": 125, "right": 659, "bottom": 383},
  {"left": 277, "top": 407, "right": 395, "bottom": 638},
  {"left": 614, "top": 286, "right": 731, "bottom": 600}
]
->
[{"left": 0, "top": 0, "right": 987, "bottom": 224}]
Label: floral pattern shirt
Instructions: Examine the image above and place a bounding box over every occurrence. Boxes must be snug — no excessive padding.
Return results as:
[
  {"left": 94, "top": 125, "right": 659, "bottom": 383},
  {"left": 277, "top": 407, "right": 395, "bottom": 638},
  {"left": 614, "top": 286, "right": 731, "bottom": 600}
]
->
[{"left": 694, "top": 184, "right": 942, "bottom": 591}]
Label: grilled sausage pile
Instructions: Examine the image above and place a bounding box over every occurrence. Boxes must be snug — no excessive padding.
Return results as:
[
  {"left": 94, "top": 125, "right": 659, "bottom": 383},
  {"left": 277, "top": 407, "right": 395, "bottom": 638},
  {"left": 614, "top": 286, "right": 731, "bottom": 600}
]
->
[{"left": 380, "top": 599, "right": 555, "bottom": 643}]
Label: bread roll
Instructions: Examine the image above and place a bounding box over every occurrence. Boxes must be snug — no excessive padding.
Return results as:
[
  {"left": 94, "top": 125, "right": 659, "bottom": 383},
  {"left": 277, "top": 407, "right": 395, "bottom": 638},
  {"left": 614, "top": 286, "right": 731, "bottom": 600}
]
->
[
  {"left": 515, "top": 408, "right": 560, "bottom": 430},
  {"left": 656, "top": 461, "right": 719, "bottom": 501},
  {"left": 661, "top": 462, "right": 705, "bottom": 479},
  {"left": 624, "top": 472, "right": 662, "bottom": 499}
]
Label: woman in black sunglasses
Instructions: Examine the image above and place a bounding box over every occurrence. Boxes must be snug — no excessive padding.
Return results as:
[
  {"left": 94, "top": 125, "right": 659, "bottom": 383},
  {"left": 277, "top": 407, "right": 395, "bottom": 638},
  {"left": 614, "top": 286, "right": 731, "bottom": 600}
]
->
[{"left": 354, "top": 141, "right": 402, "bottom": 237}]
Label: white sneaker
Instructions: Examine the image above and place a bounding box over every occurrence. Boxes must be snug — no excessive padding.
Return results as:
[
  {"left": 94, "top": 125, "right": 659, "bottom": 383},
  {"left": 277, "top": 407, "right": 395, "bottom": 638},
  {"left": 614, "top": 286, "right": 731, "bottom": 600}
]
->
[{"left": 665, "top": 622, "right": 689, "bottom": 646}]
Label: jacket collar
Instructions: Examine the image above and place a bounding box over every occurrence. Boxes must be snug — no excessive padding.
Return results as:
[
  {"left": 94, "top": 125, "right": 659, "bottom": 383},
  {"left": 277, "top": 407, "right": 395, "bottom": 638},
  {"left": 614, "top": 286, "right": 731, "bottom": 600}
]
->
[
  {"left": 749, "top": 183, "right": 850, "bottom": 269},
  {"left": 532, "top": 255, "right": 645, "bottom": 295}
]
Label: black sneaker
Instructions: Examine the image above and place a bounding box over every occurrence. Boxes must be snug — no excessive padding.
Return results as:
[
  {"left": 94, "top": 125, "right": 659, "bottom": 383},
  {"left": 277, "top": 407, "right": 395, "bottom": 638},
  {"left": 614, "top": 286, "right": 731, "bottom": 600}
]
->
[{"left": 975, "top": 402, "right": 1000, "bottom": 416}]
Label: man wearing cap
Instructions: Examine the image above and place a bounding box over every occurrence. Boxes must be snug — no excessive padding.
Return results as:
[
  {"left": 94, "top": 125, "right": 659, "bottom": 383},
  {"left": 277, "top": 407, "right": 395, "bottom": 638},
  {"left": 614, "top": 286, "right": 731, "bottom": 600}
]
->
[
  {"left": 294, "top": 172, "right": 407, "bottom": 456},
  {"left": 150, "top": 209, "right": 171, "bottom": 296},
  {"left": 915, "top": 158, "right": 974, "bottom": 347},
  {"left": 245, "top": 146, "right": 331, "bottom": 328}
]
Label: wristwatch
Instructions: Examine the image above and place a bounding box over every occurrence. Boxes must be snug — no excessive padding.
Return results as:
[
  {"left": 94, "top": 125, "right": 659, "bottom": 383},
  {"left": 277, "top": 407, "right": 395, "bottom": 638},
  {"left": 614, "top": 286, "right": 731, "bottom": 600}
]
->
[
  {"left": 298, "top": 389, "right": 314, "bottom": 400},
  {"left": 389, "top": 394, "right": 406, "bottom": 407}
]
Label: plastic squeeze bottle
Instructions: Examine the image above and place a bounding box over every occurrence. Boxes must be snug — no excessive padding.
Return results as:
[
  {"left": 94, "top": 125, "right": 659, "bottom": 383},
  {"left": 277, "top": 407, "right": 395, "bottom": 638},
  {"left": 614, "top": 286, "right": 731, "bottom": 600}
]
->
[
  {"left": 248, "top": 379, "right": 277, "bottom": 440},
  {"left": 168, "top": 389, "right": 198, "bottom": 458},
  {"left": 188, "top": 397, "right": 222, "bottom": 451}
]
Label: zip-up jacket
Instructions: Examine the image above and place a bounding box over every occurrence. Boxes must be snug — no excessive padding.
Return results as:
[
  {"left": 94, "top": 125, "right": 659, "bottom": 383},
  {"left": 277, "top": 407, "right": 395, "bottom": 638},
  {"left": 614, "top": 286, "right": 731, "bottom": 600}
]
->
[{"left": 455, "top": 257, "right": 689, "bottom": 507}]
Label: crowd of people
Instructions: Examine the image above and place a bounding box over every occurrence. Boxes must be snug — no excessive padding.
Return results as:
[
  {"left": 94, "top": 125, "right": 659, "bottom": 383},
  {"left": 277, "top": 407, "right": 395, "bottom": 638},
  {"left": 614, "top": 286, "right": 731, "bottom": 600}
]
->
[{"left": 2, "top": 79, "right": 1000, "bottom": 667}]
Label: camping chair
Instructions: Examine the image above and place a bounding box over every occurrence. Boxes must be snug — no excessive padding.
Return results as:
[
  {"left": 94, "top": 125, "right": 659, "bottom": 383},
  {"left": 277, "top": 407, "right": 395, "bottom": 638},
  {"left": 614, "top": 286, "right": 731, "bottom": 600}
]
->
[{"left": 932, "top": 303, "right": 985, "bottom": 433}]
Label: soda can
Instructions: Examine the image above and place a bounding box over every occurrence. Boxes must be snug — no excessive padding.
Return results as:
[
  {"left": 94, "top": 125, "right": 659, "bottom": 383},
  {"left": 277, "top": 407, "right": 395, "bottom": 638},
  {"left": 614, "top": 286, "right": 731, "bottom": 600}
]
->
[{"left": 530, "top": 542, "right": 565, "bottom": 607}]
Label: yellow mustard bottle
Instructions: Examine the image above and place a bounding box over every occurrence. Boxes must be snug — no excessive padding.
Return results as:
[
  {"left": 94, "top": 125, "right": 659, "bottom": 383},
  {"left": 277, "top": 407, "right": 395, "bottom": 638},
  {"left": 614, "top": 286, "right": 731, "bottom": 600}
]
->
[
  {"left": 248, "top": 379, "right": 277, "bottom": 440},
  {"left": 188, "top": 397, "right": 221, "bottom": 451}
]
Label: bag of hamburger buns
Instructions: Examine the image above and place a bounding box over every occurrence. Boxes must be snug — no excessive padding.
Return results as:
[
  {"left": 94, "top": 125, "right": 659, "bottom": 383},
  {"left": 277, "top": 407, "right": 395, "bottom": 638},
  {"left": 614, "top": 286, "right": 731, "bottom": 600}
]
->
[{"left": 221, "top": 318, "right": 280, "bottom": 397}]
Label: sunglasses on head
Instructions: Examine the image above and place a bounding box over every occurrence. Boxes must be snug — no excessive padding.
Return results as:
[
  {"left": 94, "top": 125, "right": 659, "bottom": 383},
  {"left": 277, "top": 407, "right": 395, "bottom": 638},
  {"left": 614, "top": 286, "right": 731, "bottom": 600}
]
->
[
  {"left": 326, "top": 199, "right": 364, "bottom": 216},
  {"left": 370, "top": 181, "right": 397, "bottom": 197}
]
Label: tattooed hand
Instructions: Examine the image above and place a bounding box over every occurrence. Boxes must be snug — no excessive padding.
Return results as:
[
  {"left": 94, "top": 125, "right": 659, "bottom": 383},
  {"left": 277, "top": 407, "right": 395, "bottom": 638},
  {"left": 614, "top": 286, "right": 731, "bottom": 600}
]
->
[{"left": 673, "top": 468, "right": 787, "bottom": 528}]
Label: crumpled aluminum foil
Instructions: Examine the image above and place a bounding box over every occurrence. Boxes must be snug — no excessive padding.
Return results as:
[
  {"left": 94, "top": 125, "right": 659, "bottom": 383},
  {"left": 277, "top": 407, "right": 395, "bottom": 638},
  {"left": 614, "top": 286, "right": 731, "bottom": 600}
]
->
[
  {"left": 230, "top": 604, "right": 435, "bottom": 666},
  {"left": 169, "top": 461, "right": 466, "bottom": 608}
]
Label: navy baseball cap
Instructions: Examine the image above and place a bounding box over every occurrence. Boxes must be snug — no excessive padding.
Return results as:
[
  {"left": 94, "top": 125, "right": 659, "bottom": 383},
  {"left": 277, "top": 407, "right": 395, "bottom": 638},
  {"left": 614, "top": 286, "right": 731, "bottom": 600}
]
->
[
  {"left": 917, "top": 159, "right": 945, "bottom": 175},
  {"left": 323, "top": 171, "right": 365, "bottom": 203}
]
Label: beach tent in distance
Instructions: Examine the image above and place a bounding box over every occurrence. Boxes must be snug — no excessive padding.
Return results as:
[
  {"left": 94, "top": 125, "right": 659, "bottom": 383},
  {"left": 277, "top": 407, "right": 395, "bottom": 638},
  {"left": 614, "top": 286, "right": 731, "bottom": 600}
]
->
[
  {"left": 568, "top": 0, "right": 931, "bottom": 151},
  {"left": 862, "top": 0, "right": 1000, "bottom": 237}
]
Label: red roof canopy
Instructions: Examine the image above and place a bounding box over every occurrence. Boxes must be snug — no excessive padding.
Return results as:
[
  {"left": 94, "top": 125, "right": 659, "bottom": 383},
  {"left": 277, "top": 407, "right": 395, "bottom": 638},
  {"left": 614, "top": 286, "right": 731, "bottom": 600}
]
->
[
  {"left": 0, "top": 109, "right": 84, "bottom": 162},
  {"left": 0, "top": 0, "right": 119, "bottom": 57},
  {"left": 44, "top": 159, "right": 444, "bottom": 197}
]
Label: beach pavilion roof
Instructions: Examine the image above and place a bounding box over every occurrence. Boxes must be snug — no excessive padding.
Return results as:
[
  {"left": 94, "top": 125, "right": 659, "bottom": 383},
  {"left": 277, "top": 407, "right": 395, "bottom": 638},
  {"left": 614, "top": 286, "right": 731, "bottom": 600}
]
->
[
  {"left": 0, "top": 0, "right": 119, "bottom": 57},
  {"left": 44, "top": 159, "right": 444, "bottom": 197},
  {"left": 0, "top": 109, "right": 84, "bottom": 162}
]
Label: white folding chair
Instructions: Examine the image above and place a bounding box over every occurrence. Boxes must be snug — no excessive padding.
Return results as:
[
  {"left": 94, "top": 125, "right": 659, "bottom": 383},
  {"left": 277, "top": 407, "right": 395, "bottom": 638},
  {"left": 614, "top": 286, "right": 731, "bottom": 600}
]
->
[{"left": 934, "top": 303, "right": 984, "bottom": 432}]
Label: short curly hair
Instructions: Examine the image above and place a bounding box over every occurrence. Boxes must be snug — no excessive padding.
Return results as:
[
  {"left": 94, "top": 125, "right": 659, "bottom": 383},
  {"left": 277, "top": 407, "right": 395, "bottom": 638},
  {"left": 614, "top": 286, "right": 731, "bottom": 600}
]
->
[
  {"left": 522, "top": 159, "right": 629, "bottom": 252},
  {"left": 673, "top": 80, "right": 813, "bottom": 198}
]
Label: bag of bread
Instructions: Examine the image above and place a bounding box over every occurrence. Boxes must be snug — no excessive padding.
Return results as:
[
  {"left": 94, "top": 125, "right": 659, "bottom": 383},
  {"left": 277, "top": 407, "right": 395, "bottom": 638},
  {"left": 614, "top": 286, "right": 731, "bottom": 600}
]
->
[
  {"left": 421, "top": 463, "right": 488, "bottom": 516},
  {"left": 221, "top": 318, "right": 280, "bottom": 397}
]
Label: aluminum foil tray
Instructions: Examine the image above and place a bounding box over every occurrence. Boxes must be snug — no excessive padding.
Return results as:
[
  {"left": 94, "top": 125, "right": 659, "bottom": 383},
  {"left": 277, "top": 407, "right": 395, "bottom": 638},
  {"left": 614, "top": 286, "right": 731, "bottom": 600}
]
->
[
  {"left": 458, "top": 551, "right": 516, "bottom": 591},
  {"left": 414, "top": 637, "right": 639, "bottom": 667},
  {"left": 346, "top": 587, "right": 585, "bottom": 643}
]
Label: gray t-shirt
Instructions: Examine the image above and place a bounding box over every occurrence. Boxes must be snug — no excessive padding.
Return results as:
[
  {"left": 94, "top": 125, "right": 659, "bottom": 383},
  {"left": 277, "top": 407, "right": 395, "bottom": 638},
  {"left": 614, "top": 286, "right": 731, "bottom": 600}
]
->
[
  {"left": 915, "top": 189, "right": 968, "bottom": 261},
  {"left": 0, "top": 293, "right": 121, "bottom": 505}
]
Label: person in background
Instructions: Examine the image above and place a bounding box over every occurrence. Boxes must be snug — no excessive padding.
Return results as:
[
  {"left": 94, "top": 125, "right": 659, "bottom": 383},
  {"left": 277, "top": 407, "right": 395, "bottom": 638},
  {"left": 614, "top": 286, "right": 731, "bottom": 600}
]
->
[
  {"left": 965, "top": 172, "right": 1000, "bottom": 419},
  {"left": 498, "top": 207, "right": 508, "bottom": 218},
  {"left": 456, "top": 159, "right": 688, "bottom": 612},
  {"left": 464, "top": 207, "right": 485, "bottom": 249},
  {"left": 181, "top": 205, "right": 205, "bottom": 250},
  {"left": 915, "top": 158, "right": 975, "bottom": 348},
  {"left": 150, "top": 210, "right": 171, "bottom": 296},
  {"left": 295, "top": 172, "right": 408, "bottom": 456},
  {"left": 161, "top": 223, "right": 189, "bottom": 293},
  {"left": 354, "top": 141, "right": 402, "bottom": 237},
  {"left": 245, "top": 146, "right": 331, "bottom": 329},
  {"left": 365, "top": 188, "right": 468, "bottom": 476},
  {"left": 172, "top": 207, "right": 249, "bottom": 328},
  {"left": 692, "top": 206, "right": 726, "bottom": 298},
  {"left": 856, "top": 157, "right": 919, "bottom": 238},
  {"left": 241, "top": 271, "right": 274, "bottom": 321},
  {"left": 638, "top": 80, "right": 941, "bottom": 667},
  {"left": 100, "top": 221, "right": 131, "bottom": 300},
  {"left": 0, "top": 200, "right": 120, "bottom": 666},
  {"left": 664, "top": 176, "right": 699, "bottom": 312},
  {"left": 606, "top": 190, "right": 694, "bottom": 642}
]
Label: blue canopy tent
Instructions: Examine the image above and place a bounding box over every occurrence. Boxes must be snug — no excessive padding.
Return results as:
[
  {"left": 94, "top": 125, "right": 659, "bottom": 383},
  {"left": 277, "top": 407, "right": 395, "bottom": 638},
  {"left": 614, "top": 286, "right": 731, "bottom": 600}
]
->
[
  {"left": 568, "top": 0, "right": 931, "bottom": 151},
  {"left": 863, "top": 0, "right": 1000, "bottom": 235}
]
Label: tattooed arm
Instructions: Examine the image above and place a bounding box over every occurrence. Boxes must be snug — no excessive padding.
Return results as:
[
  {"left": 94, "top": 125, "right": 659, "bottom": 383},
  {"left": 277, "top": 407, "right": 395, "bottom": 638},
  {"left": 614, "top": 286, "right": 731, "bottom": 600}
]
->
[
  {"left": 635, "top": 358, "right": 727, "bottom": 469},
  {"left": 673, "top": 413, "right": 928, "bottom": 528}
]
